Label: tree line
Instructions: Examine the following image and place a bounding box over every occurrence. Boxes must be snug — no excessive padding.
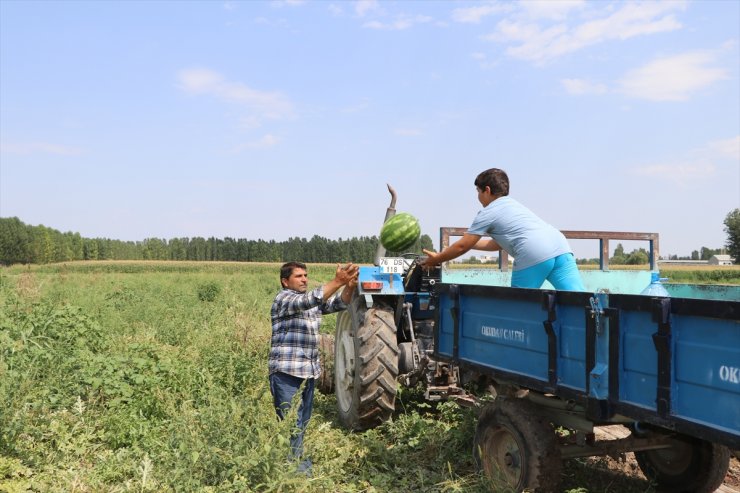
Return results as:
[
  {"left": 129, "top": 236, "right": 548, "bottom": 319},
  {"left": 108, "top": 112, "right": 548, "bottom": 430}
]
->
[
  {"left": 0, "top": 217, "right": 434, "bottom": 265},
  {"left": 4, "top": 209, "right": 738, "bottom": 266}
]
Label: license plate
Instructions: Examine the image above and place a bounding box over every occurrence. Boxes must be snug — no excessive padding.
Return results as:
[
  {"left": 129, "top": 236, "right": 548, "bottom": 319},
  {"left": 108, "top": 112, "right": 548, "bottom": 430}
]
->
[{"left": 379, "top": 257, "right": 407, "bottom": 274}]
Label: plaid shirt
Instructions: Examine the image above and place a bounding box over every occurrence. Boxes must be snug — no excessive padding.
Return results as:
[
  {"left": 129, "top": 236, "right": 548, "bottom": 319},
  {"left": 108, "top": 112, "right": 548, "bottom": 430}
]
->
[{"left": 268, "top": 286, "right": 347, "bottom": 379}]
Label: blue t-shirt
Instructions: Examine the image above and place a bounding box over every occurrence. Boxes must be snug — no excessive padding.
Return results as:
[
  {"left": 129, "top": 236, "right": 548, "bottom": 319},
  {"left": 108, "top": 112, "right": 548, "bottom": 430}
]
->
[{"left": 467, "top": 196, "right": 571, "bottom": 271}]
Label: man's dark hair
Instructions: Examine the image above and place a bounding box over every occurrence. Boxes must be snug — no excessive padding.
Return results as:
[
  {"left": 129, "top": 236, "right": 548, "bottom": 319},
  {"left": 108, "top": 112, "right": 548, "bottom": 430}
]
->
[
  {"left": 280, "top": 261, "right": 307, "bottom": 282},
  {"left": 474, "top": 168, "right": 509, "bottom": 196}
]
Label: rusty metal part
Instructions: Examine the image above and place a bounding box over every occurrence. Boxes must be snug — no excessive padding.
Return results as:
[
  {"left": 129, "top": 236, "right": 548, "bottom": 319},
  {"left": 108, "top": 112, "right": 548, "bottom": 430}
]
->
[
  {"left": 424, "top": 384, "right": 479, "bottom": 407},
  {"left": 374, "top": 184, "right": 398, "bottom": 266},
  {"left": 559, "top": 431, "right": 674, "bottom": 459}
]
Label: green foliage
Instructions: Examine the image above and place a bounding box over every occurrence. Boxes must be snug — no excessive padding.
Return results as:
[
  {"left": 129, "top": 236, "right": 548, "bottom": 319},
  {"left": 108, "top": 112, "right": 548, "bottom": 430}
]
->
[
  {"left": 625, "top": 249, "right": 649, "bottom": 265},
  {"left": 0, "top": 262, "right": 690, "bottom": 491},
  {"left": 0, "top": 217, "right": 391, "bottom": 265},
  {"left": 613, "top": 243, "right": 625, "bottom": 258},
  {"left": 197, "top": 281, "right": 221, "bottom": 302},
  {"left": 660, "top": 268, "right": 740, "bottom": 284},
  {"left": 725, "top": 208, "right": 740, "bottom": 261},
  {"left": 0, "top": 264, "right": 472, "bottom": 490},
  {"left": 610, "top": 246, "right": 651, "bottom": 265}
]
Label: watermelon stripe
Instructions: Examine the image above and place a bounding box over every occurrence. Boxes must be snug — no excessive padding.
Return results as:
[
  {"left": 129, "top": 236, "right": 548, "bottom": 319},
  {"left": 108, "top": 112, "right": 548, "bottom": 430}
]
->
[{"left": 380, "top": 213, "right": 420, "bottom": 252}]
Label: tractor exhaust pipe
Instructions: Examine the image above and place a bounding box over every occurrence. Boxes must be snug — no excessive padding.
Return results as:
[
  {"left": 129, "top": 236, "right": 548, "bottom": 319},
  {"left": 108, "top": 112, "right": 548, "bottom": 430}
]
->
[{"left": 374, "top": 183, "right": 397, "bottom": 266}]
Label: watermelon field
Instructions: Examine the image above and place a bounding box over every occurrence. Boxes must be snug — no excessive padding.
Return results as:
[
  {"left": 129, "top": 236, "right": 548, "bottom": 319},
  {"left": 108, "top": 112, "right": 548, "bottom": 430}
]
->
[{"left": 1, "top": 261, "right": 738, "bottom": 492}]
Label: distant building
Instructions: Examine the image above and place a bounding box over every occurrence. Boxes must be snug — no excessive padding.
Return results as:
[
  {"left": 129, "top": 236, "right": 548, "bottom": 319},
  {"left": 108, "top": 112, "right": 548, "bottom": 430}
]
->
[
  {"left": 479, "top": 255, "right": 498, "bottom": 264},
  {"left": 709, "top": 255, "right": 734, "bottom": 266},
  {"left": 658, "top": 260, "right": 708, "bottom": 266}
]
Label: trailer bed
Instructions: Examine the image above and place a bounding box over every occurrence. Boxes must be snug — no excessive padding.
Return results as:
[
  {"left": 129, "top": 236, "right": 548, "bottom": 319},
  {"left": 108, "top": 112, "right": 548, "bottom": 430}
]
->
[{"left": 434, "top": 268, "right": 740, "bottom": 449}]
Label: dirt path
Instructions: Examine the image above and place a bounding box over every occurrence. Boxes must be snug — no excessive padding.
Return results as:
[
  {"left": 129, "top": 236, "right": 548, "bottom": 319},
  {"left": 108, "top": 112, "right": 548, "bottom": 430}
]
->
[{"left": 589, "top": 425, "right": 739, "bottom": 492}]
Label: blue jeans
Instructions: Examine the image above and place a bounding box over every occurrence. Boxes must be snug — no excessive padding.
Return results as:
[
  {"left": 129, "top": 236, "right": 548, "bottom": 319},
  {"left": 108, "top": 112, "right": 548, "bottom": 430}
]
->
[
  {"left": 511, "top": 253, "right": 585, "bottom": 291},
  {"left": 269, "top": 371, "right": 315, "bottom": 458}
]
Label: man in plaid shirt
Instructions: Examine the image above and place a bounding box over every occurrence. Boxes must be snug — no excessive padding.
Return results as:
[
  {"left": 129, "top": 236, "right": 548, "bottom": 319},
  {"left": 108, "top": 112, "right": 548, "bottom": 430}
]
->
[{"left": 269, "top": 261, "right": 358, "bottom": 473}]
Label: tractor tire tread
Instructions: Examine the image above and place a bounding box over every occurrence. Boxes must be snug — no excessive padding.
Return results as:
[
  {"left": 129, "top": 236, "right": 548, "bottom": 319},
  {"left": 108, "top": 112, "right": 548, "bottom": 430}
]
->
[{"left": 336, "top": 305, "right": 398, "bottom": 430}]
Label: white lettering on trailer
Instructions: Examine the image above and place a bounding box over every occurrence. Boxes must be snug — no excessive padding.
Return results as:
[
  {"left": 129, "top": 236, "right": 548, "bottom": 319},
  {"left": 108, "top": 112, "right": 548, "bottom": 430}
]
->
[
  {"left": 719, "top": 366, "right": 740, "bottom": 384},
  {"left": 481, "top": 325, "right": 525, "bottom": 343}
]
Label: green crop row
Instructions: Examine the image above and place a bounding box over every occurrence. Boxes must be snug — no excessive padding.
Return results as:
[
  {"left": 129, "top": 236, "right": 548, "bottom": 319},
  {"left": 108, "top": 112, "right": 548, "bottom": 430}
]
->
[{"left": 0, "top": 262, "right": 680, "bottom": 492}]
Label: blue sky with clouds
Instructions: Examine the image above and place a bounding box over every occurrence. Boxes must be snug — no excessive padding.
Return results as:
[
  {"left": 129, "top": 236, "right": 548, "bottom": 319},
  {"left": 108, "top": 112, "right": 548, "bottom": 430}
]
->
[{"left": 1, "top": 0, "right": 738, "bottom": 258}]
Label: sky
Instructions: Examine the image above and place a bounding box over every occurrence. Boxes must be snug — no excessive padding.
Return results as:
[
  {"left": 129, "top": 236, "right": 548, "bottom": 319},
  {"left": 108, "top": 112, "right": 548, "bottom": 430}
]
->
[{"left": 1, "top": 0, "right": 739, "bottom": 259}]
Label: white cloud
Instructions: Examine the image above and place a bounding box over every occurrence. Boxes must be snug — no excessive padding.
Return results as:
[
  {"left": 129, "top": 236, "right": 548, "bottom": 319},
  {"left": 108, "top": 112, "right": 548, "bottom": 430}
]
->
[
  {"left": 178, "top": 68, "right": 221, "bottom": 93},
  {"left": 252, "top": 134, "right": 280, "bottom": 148},
  {"left": 707, "top": 136, "right": 740, "bottom": 161},
  {"left": 352, "top": 1, "right": 438, "bottom": 31},
  {"left": 177, "top": 68, "right": 294, "bottom": 123},
  {"left": 355, "top": 0, "right": 379, "bottom": 17},
  {"left": 234, "top": 134, "right": 280, "bottom": 152},
  {"left": 618, "top": 51, "right": 727, "bottom": 101},
  {"left": 253, "top": 16, "right": 290, "bottom": 28},
  {"left": 394, "top": 128, "right": 423, "bottom": 137},
  {"left": 632, "top": 160, "right": 716, "bottom": 186},
  {"left": 452, "top": 3, "right": 511, "bottom": 24},
  {"left": 328, "top": 4, "right": 343, "bottom": 17},
  {"left": 223, "top": 2, "right": 237, "bottom": 11},
  {"left": 631, "top": 135, "right": 739, "bottom": 185},
  {"left": 238, "top": 116, "right": 262, "bottom": 130},
  {"left": 520, "top": 0, "right": 585, "bottom": 21},
  {"left": 271, "top": 0, "right": 305, "bottom": 7},
  {"left": 0, "top": 141, "right": 83, "bottom": 156},
  {"left": 561, "top": 78, "right": 607, "bottom": 95},
  {"left": 363, "top": 14, "right": 432, "bottom": 31},
  {"left": 470, "top": 51, "right": 499, "bottom": 69},
  {"left": 485, "top": 1, "right": 685, "bottom": 64}
]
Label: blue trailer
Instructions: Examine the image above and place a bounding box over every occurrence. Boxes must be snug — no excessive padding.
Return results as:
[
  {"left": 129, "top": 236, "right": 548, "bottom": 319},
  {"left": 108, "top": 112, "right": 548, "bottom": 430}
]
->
[
  {"left": 326, "top": 188, "right": 739, "bottom": 492},
  {"left": 435, "top": 264, "right": 739, "bottom": 492}
]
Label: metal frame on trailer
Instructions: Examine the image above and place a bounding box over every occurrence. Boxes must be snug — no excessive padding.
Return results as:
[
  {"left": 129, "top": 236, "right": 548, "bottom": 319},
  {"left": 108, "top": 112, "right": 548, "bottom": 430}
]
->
[{"left": 439, "top": 227, "right": 660, "bottom": 271}]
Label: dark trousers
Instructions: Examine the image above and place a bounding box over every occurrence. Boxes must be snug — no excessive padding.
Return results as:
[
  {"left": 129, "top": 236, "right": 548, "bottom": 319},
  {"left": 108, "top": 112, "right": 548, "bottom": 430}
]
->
[{"left": 269, "top": 371, "right": 315, "bottom": 458}]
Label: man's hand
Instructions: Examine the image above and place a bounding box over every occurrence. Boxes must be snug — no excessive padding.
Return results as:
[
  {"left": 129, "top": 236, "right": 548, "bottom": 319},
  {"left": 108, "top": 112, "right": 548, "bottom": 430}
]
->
[
  {"left": 420, "top": 249, "right": 441, "bottom": 269},
  {"left": 347, "top": 271, "right": 358, "bottom": 289},
  {"left": 342, "top": 265, "right": 359, "bottom": 303},
  {"left": 323, "top": 263, "right": 359, "bottom": 302},
  {"left": 335, "top": 263, "right": 359, "bottom": 285},
  {"left": 420, "top": 234, "right": 482, "bottom": 269}
]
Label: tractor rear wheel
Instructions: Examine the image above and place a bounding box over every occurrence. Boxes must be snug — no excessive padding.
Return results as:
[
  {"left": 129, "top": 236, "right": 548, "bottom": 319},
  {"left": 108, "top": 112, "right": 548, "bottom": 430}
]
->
[
  {"left": 473, "top": 397, "right": 562, "bottom": 493},
  {"left": 317, "top": 333, "right": 335, "bottom": 395},
  {"left": 335, "top": 304, "right": 398, "bottom": 430},
  {"left": 635, "top": 434, "right": 730, "bottom": 493}
]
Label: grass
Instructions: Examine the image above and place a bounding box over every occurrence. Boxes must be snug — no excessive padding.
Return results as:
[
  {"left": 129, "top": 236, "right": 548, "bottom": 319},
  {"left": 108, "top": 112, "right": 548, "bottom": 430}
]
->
[
  {"left": 0, "top": 262, "right": 488, "bottom": 492},
  {"left": 3, "top": 261, "right": 721, "bottom": 492}
]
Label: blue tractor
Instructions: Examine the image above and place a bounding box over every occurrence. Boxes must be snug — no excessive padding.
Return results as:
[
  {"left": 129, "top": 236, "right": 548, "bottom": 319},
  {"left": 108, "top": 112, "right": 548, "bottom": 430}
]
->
[{"left": 322, "top": 186, "right": 739, "bottom": 492}]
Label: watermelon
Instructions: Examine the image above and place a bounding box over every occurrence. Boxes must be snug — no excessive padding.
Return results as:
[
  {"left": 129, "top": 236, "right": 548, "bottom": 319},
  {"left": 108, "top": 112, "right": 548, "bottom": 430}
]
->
[{"left": 380, "top": 212, "right": 421, "bottom": 252}]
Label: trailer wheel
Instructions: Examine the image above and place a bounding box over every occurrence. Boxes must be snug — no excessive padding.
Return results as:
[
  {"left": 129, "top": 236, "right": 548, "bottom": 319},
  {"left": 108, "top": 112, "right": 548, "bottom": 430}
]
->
[
  {"left": 317, "top": 333, "right": 335, "bottom": 395},
  {"left": 473, "top": 397, "right": 562, "bottom": 493},
  {"left": 335, "top": 305, "right": 398, "bottom": 430},
  {"left": 635, "top": 434, "right": 730, "bottom": 493}
]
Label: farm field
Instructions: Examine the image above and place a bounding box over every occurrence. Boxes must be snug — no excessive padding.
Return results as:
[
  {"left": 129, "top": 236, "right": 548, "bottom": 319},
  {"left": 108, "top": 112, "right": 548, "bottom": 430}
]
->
[{"left": 0, "top": 261, "right": 737, "bottom": 492}]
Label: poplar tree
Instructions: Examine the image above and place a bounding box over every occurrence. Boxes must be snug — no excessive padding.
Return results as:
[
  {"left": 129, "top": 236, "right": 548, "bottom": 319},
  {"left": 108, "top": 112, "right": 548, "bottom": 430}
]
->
[{"left": 724, "top": 208, "right": 740, "bottom": 262}]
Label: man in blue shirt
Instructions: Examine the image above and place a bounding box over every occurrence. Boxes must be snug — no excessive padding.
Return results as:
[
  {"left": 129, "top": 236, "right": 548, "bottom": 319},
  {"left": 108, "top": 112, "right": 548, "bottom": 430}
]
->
[
  {"left": 421, "top": 168, "right": 584, "bottom": 291},
  {"left": 269, "top": 261, "right": 358, "bottom": 473}
]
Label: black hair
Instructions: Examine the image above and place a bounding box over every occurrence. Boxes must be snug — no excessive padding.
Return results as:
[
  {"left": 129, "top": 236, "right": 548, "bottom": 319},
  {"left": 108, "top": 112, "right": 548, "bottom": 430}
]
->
[
  {"left": 280, "top": 261, "right": 307, "bottom": 283},
  {"left": 474, "top": 168, "right": 509, "bottom": 196}
]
